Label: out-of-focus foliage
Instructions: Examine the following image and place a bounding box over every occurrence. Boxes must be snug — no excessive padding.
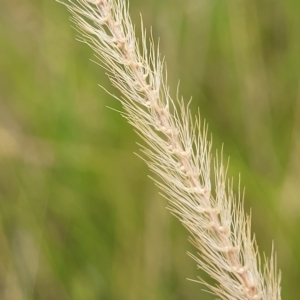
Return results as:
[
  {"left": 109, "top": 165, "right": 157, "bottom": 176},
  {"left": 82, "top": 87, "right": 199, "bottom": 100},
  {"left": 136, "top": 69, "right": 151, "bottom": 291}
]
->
[{"left": 0, "top": 0, "right": 299, "bottom": 299}]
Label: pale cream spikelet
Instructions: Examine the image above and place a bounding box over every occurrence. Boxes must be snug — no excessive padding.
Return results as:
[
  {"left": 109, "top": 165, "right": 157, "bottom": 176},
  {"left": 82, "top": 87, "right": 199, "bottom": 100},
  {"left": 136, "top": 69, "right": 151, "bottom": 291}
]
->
[{"left": 58, "top": 0, "right": 282, "bottom": 299}]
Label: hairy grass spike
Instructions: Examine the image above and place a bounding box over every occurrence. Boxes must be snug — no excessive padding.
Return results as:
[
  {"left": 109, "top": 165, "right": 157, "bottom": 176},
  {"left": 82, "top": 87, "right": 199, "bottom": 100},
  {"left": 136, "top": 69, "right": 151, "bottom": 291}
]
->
[{"left": 58, "top": 0, "right": 281, "bottom": 299}]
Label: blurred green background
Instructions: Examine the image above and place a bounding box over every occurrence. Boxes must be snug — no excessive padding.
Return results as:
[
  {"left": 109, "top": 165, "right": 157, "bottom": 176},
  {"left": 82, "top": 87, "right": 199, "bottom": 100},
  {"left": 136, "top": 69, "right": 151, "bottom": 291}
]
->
[{"left": 0, "top": 0, "right": 300, "bottom": 299}]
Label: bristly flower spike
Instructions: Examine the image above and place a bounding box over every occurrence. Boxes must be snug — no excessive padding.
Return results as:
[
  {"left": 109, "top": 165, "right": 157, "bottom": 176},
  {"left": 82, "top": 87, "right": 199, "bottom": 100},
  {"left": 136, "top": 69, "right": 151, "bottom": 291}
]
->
[{"left": 58, "top": 0, "right": 281, "bottom": 299}]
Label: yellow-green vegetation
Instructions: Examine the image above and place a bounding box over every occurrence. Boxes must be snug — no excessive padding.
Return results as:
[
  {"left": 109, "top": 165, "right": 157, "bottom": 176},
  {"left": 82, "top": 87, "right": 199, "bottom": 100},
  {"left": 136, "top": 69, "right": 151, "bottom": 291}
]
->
[{"left": 0, "top": 0, "right": 299, "bottom": 299}]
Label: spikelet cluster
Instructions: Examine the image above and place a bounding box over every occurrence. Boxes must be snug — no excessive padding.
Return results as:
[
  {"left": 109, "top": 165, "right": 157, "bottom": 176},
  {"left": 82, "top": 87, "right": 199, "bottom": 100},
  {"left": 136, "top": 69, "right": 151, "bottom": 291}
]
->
[{"left": 58, "top": 0, "right": 281, "bottom": 299}]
